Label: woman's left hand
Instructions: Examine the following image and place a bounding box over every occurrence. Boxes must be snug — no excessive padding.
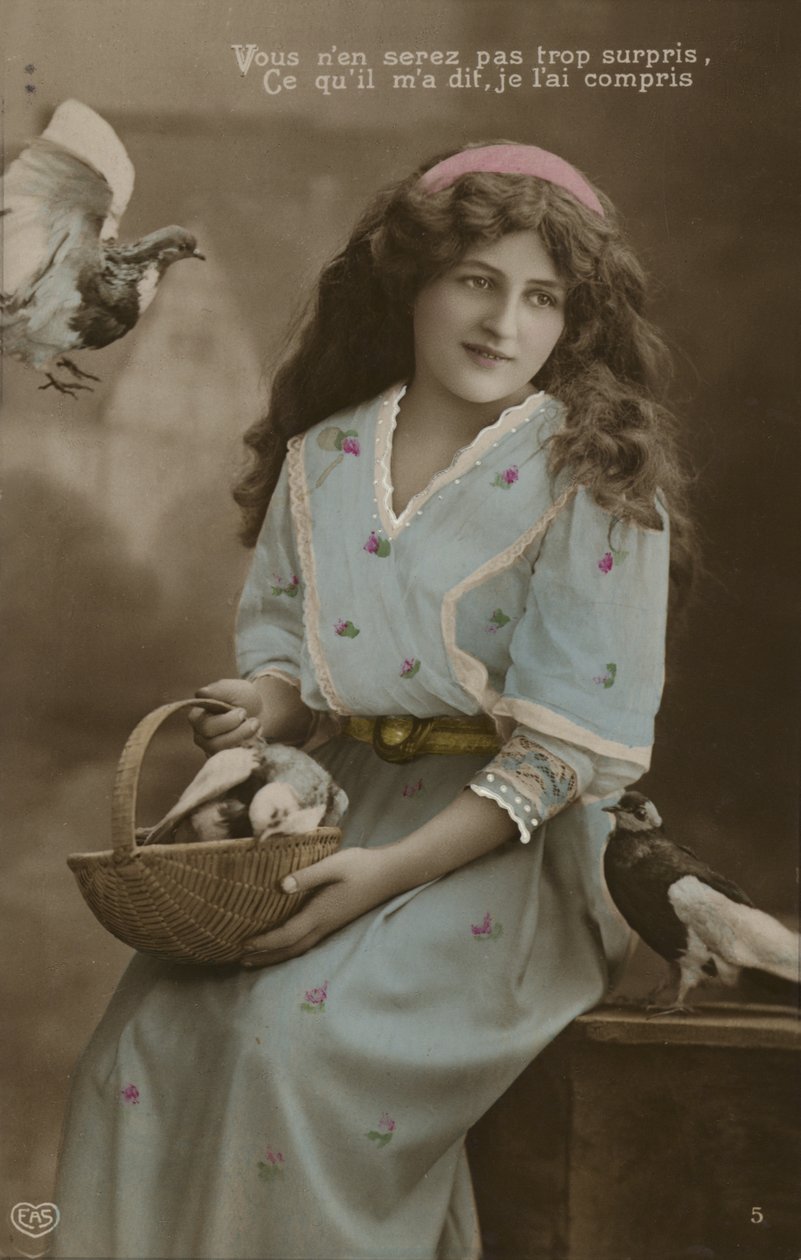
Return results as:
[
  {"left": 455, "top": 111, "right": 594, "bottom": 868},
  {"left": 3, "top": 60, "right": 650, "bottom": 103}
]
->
[{"left": 240, "top": 847, "right": 398, "bottom": 967}]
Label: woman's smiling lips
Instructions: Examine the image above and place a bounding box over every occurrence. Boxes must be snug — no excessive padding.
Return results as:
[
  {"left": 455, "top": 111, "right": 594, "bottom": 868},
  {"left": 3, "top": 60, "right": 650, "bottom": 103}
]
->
[{"left": 462, "top": 341, "right": 513, "bottom": 367}]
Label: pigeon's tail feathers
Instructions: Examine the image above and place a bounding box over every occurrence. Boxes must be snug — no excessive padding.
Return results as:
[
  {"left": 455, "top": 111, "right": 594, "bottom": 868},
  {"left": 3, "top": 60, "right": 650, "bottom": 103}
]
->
[
  {"left": 669, "top": 876, "right": 801, "bottom": 982},
  {"left": 323, "top": 784, "right": 349, "bottom": 828},
  {"left": 143, "top": 746, "right": 261, "bottom": 844},
  {"left": 41, "top": 100, "right": 134, "bottom": 238}
]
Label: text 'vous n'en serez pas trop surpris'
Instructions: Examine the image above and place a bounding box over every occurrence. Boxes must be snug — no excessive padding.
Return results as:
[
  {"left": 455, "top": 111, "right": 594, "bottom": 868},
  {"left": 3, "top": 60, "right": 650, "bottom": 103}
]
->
[{"left": 230, "top": 44, "right": 711, "bottom": 97}]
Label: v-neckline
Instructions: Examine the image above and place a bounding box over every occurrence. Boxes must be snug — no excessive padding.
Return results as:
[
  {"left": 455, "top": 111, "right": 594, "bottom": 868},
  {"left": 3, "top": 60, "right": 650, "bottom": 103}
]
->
[{"left": 374, "top": 383, "right": 547, "bottom": 538}]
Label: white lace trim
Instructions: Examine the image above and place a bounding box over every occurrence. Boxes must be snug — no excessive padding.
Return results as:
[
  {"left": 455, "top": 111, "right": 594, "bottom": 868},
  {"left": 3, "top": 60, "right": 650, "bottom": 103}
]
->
[
  {"left": 375, "top": 384, "right": 406, "bottom": 537},
  {"left": 440, "top": 483, "right": 578, "bottom": 721},
  {"left": 286, "top": 433, "right": 352, "bottom": 716},
  {"left": 375, "top": 383, "right": 548, "bottom": 539}
]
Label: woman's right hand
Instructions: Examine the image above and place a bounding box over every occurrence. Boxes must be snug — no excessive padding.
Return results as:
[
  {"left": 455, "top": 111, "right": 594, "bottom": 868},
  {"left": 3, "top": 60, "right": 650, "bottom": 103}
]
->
[{"left": 188, "top": 679, "right": 264, "bottom": 756}]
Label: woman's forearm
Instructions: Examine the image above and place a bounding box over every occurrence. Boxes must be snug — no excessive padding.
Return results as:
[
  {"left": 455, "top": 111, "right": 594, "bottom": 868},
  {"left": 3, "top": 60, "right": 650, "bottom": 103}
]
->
[
  {"left": 242, "top": 782, "right": 520, "bottom": 964},
  {"left": 251, "top": 674, "right": 315, "bottom": 744},
  {"left": 378, "top": 788, "right": 518, "bottom": 896}
]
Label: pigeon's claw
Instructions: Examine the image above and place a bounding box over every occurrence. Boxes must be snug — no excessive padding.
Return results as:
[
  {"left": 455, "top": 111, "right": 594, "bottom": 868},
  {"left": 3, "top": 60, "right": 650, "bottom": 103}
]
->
[
  {"left": 57, "top": 356, "right": 100, "bottom": 382},
  {"left": 39, "top": 372, "right": 94, "bottom": 397},
  {"left": 645, "top": 1001, "right": 690, "bottom": 1019},
  {"left": 639, "top": 969, "right": 687, "bottom": 1016}
]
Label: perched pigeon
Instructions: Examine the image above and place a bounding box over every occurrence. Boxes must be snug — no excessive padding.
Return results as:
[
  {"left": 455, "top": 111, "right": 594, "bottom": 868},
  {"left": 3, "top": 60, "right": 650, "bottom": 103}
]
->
[
  {"left": 1, "top": 99, "right": 203, "bottom": 396},
  {"left": 603, "top": 792, "right": 800, "bottom": 1008},
  {"left": 142, "top": 739, "right": 348, "bottom": 846}
]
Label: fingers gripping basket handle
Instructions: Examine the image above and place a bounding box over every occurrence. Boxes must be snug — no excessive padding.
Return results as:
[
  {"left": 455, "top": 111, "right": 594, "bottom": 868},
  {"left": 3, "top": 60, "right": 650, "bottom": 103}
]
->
[{"left": 111, "top": 699, "right": 235, "bottom": 857}]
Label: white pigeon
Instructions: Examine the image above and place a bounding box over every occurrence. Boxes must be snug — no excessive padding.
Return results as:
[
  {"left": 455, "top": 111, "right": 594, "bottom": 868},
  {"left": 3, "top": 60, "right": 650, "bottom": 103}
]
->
[
  {"left": 248, "top": 782, "right": 327, "bottom": 839},
  {"left": 249, "top": 740, "right": 349, "bottom": 830},
  {"left": 1, "top": 99, "right": 203, "bottom": 395},
  {"left": 141, "top": 739, "right": 348, "bottom": 846}
]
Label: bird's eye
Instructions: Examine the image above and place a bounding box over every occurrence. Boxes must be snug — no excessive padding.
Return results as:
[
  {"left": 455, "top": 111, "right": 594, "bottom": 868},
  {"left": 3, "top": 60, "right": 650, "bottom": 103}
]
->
[{"left": 634, "top": 808, "right": 646, "bottom": 820}]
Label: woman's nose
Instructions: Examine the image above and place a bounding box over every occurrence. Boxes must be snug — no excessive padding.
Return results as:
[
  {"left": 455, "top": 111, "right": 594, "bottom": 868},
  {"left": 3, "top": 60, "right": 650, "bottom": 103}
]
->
[{"left": 481, "top": 292, "right": 518, "bottom": 340}]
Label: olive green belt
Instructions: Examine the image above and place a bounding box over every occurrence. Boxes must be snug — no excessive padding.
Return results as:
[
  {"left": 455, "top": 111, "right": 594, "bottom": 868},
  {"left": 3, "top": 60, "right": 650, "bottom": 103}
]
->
[{"left": 343, "top": 714, "right": 501, "bottom": 763}]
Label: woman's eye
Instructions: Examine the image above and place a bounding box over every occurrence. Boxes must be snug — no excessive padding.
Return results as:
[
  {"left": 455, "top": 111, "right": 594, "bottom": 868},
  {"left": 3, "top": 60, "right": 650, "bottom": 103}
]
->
[
  {"left": 528, "top": 291, "right": 556, "bottom": 308},
  {"left": 462, "top": 275, "right": 492, "bottom": 290}
]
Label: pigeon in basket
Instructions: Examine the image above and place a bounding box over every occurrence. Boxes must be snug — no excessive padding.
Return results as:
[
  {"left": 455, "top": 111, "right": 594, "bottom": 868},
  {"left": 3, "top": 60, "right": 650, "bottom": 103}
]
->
[
  {"left": 1, "top": 98, "right": 204, "bottom": 396},
  {"left": 603, "top": 792, "right": 800, "bottom": 1009},
  {"left": 142, "top": 739, "right": 348, "bottom": 847}
]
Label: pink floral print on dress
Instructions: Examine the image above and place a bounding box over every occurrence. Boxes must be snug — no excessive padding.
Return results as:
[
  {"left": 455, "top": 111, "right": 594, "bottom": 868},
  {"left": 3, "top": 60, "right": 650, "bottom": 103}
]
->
[
  {"left": 400, "top": 658, "right": 421, "bottom": 679},
  {"left": 492, "top": 465, "right": 519, "bottom": 489},
  {"left": 486, "top": 608, "right": 511, "bottom": 633},
  {"left": 471, "top": 911, "right": 504, "bottom": 941},
  {"left": 301, "top": 981, "right": 329, "bottom": 1013},
  {"left": 363, "top": 530, "right": 391, "bottom": 558},
  {"left": 598, "top": 552, "right": 614, "bottom": 574},
  {"left": 334, "top": 619, "right": 360, "bottom": 638},
  {"left": 315, "top": 427, "right": 361, "bottom": 487},
  {"left": 592, "top": 663, "right": 617, "bottom": 689},
  {"left": 120, "top": 1084, "right": 140, "bottom": 1104},
  {"left": 366, "top": 1113, "right": 396, "bottom": 1148},
  {"left": 402, "top": 778, "right": 424, "bottom": 798},
  {"left": 257, "top": 1148, "right": 285, "bottom": 1180},
  {"left": 599, "top": 517, "right": 630, "bottom": 572},
  {"left": 271, "top": 574, "right": 300, "bottom": 598}
]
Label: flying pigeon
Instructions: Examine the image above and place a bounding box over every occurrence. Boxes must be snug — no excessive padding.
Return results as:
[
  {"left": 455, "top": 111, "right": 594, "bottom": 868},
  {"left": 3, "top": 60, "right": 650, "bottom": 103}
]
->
[
  {"left": 603, "top": 792, "right": 800, "bottom": 1008},
  {"left": 1, "top": 99, "right": 204, "bottom": 396},
  {"left": 142, "top": 739, "right": 348, "bottom": 846}
]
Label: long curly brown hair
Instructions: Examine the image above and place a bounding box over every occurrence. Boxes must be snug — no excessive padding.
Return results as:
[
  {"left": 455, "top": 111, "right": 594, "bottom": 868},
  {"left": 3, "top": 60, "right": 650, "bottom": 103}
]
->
[{"left": 235, "top": 145, "right": 696, "bottom": 593}]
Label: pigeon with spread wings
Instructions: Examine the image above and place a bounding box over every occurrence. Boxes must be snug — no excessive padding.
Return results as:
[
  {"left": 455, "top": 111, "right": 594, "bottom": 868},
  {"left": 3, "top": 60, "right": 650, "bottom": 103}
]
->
[
  {"left": 603, "top": 792, "right": 800, "bottom": 1009},
  {"left": 1, "top": 99, "right": 203, "bottom": 396}
]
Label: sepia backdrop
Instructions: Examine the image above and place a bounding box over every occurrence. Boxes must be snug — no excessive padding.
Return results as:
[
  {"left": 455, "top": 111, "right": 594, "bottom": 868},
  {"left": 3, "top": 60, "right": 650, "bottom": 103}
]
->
[{"left": 2, "top": 0, "right": 799, "bottom": 1244}]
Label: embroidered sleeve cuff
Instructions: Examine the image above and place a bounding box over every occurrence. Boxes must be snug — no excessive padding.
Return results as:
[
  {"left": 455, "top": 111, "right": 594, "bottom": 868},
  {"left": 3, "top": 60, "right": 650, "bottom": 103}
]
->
[{"left": 468, "top": 734, "right": 579, "bottom": 843}]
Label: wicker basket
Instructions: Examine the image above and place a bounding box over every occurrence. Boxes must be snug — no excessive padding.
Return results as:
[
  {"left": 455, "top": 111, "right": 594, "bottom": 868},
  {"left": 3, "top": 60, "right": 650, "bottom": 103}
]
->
[{"left": 67, "top": 699, "right": 342, "bottom": 964}]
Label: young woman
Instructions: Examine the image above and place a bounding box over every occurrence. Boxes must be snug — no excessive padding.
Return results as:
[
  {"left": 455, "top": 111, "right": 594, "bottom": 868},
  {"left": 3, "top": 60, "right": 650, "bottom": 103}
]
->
[{"left": 54, "top": 142, "right": 693, "bottom": 1260}]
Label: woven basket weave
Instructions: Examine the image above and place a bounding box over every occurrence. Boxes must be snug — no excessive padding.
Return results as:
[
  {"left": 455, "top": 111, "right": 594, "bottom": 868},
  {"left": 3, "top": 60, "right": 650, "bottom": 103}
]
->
[{"left": 67, "top": 699, "right": 341, "bottom": 964}]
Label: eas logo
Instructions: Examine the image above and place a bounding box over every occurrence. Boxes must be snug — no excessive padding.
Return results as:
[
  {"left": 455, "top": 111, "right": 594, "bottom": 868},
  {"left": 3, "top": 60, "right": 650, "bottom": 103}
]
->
[{"left": 10, "top": 1203, "right": 60, "bottom": 1238}]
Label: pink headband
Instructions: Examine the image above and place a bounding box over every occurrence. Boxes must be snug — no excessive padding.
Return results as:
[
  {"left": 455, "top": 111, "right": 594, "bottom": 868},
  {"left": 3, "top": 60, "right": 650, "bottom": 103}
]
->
[{"left": 418, "top": 144, "right": 604, "bottom": 218}]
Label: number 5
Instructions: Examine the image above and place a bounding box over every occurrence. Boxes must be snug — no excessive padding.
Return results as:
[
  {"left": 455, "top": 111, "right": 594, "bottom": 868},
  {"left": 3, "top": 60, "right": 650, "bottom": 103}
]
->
[{"left": 751, "top": 1206, "right": 764, "bottom": 1224}]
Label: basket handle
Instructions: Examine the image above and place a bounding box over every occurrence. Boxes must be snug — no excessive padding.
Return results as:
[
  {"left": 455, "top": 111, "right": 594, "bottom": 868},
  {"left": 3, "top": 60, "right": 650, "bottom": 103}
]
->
[{"left": 111, "top": 698, "right": 236, "bottom": 856}]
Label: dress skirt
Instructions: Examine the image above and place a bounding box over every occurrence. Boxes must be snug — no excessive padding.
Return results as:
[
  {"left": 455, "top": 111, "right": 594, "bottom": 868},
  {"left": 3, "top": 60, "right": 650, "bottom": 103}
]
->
[{"left": 52, "top": 735, "right": 631, "bottom": 1260}]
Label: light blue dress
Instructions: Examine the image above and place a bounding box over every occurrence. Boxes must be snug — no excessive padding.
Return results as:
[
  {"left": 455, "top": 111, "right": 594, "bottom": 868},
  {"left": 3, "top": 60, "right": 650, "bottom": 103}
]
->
[{"left": 53, "top": 386, "right": 669, "bottom": 1260}]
